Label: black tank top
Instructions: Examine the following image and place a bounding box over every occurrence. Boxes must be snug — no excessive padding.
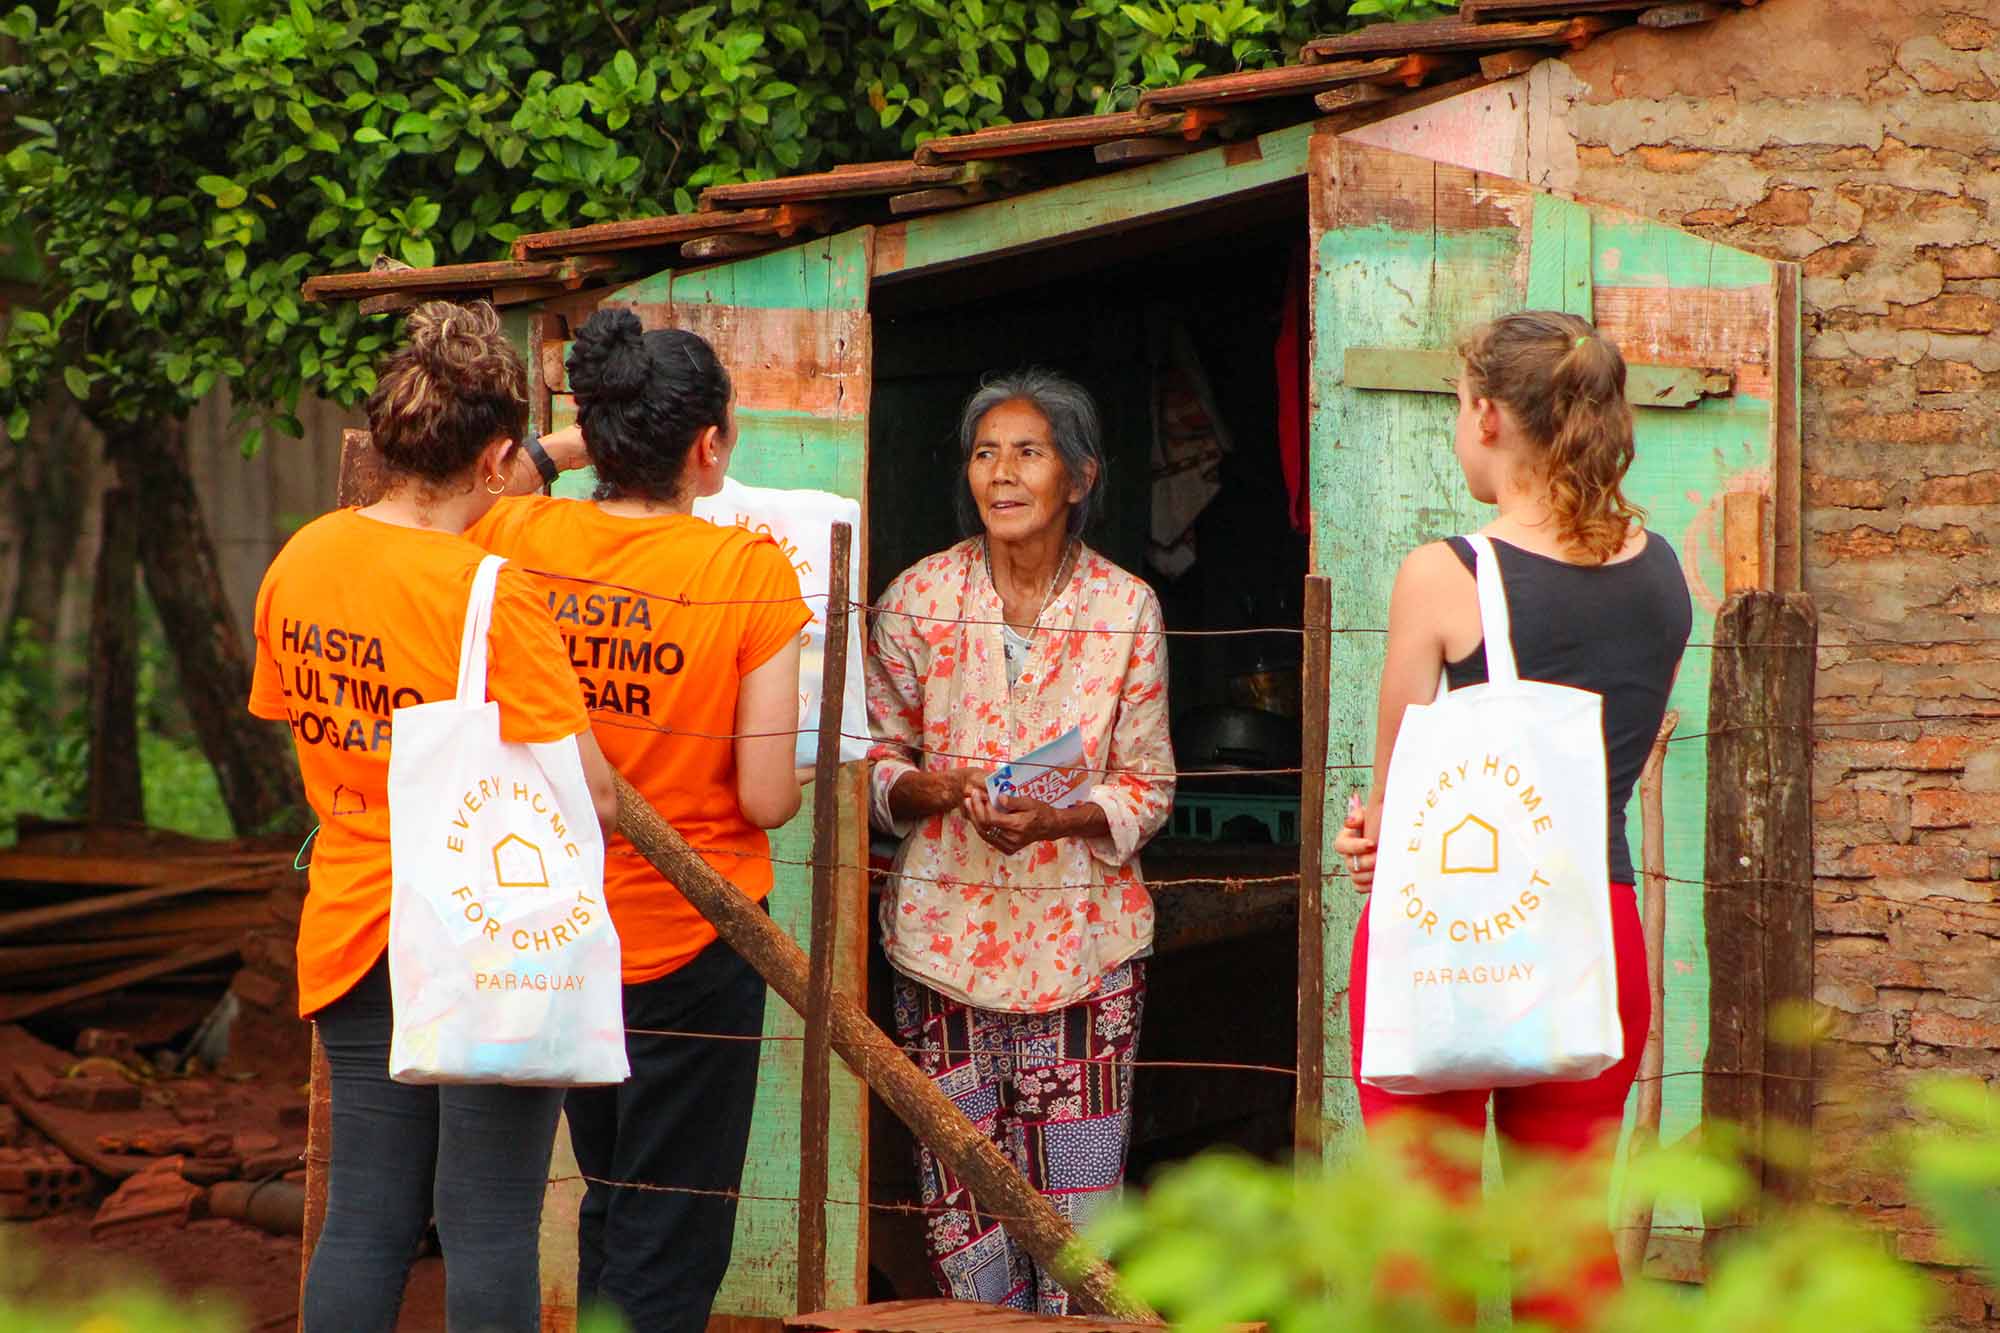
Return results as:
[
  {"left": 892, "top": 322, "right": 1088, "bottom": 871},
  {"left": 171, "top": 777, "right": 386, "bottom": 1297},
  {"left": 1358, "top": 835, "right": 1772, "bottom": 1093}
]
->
[{"left": 1444, "top": 532, "right": 1692, "bottom": 884}]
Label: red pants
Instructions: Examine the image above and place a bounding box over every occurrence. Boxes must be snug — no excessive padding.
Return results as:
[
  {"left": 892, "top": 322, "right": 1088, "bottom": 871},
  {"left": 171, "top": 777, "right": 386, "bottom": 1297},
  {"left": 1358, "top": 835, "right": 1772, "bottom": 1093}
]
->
[{"left": 1348, "top": 883, "right": 1650, "bottom": 1328}]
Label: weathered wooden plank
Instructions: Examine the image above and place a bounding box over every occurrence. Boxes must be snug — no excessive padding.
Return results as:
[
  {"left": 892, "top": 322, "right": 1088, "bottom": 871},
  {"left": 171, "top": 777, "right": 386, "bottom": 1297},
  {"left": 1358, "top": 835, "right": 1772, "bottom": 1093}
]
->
[
  {"left": 0, "top": 938, "right": 243, "bottom": 1023},
  {"left": 1701, "top": 591, "right": 1816, "bottom": 1258},
  {"left": 887, "top": 186, "right": 989, "bottom": 216},
  {"left": 0, "top": 851, "right": 283, "bottom": 887},
  {"left": 1294, "top": 577, "right": 1331, "bottom": 1162},
  {"left": 913, "top": 110, "right": 1190, "bottom": 164},
  {"left": 1615, "top": 710, "right": 1678, "bottom": 1278},
  {"left": 512, "top": 208, "right": 789, "bottom": 260},
  {"left": 303, "top": 258, "right": 565, "bottom": 302},
  {"left": 1722, "top": 491, "right": 1767, "bottom": 593},
  {"left": 885, "top": 120, "right": 1314, "bottom": 281},
  {"left": 1312, "top": 81, "right": 1399, "bottom": 113},
  {"left": 703, "top": 163, "right": 967, "bottom": 210},
  {"left": 1138, "top": 56, "right": 1405, "bottom": 110},
  {"left": 1309, "top": 139, "right": 1516, "bottom": 1161},
  {"left": 1527, "top": 193, "right": 1594, "bottom": 318},
  {"left": 1341, "top": 346, "right": 1723, "bottom": 407},
  {"left": 684, "top": 233, "right": 791, "bottom": 262},
  {"left": 1303, "top": 14, "right": 1617, "bottom": 60},
  {"left": 0, "top": 866, "right": 275, "bottom": 942}
]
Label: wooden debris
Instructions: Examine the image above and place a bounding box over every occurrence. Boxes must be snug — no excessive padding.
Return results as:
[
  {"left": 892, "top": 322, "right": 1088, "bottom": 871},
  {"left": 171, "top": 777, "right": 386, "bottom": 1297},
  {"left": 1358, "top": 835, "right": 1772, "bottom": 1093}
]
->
[
  {"left": 785, "top": 1299, "right": 1266, "bottom": 1332},
  {"left": 1462, "top": 0, "right": 1688, "bottom": 16},
  {"left": 1305, "top": 13, "right": 1621, "bottom": 60},
  {"left": 0, "top": 939, "right": 245, "bottom": 1024},
  {"left": 681, "top": 232, "right": 789, "bottom": 262},
  {"left": 887, "top": 186, "right": 988, "bottom": 217},
  {"left": 1091, "top": 137, "right": 1204, "bottom": 166},
  {"left": 44, "top": 1074, "right": 141, "bottom": 1114},
  {"left": 1314, "top": 81, "right": 1398, "bottom": 113}
]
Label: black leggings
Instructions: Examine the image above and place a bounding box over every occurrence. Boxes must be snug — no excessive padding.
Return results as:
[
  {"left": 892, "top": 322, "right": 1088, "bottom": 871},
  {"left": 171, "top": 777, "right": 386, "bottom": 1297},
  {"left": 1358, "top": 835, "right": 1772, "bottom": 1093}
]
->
[{"left": 303, "top": 959, "right": 565, "bottom": 1333}]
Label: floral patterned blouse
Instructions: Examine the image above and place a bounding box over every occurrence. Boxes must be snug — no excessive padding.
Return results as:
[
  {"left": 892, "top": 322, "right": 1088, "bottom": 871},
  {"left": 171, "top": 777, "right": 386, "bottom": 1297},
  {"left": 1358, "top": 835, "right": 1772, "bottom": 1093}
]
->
[{"left": 867, "top": 538, "right": 1175, "bottom": 1013}]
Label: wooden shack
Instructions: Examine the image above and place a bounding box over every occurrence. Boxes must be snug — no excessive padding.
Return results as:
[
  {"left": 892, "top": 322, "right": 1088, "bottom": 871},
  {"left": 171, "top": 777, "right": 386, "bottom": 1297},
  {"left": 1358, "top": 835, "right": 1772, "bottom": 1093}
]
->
[{"left": 306, "top": 4, "right": 1799, "bottom": 1324}]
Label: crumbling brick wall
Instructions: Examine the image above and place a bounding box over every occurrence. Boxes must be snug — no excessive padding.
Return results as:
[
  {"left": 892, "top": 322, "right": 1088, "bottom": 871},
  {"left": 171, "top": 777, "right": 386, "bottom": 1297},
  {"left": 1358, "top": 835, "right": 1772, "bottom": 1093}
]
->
[{"left": 1561, "top": 2, "right": 2000, "bottom": 1325}]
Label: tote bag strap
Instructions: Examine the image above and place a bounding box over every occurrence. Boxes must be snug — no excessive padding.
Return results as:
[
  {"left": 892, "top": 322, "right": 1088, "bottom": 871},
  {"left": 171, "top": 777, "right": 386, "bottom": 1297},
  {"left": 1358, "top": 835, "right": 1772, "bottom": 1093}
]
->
[
  {"left": 454, "top": 555, "right": 508, "bottom": 706},
  {"left": 1461, "top": 534, "right": 1519, "bottom": 686}
]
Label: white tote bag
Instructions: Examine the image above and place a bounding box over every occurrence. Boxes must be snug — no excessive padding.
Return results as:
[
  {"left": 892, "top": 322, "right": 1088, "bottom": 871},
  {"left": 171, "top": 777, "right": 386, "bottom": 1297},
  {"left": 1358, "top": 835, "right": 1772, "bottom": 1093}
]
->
[
  {"left": 1359, "top": 534, "right": 1620, "bottom": 1094},
  {"left": 693, "top": 476, "right": 869, "bottom": 767},
  {"left": 385, "top": 555, "right": 628, "bottom": 1086}
]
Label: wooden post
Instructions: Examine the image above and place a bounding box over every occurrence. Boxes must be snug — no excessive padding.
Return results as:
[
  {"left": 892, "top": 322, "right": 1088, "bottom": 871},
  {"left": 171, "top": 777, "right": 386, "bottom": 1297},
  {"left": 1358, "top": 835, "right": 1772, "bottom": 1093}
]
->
[
  {"left": 298, "top": 1030, "right": 332, "bottom": 1332},
  {"left": 87, "top": 486, "right": 144, "bottom": 823},
  {"left": 1294, "top": 576, "right": 1333, "bottom": 1164},
  {"left": 614, "top": 776, "right": 1153, "bottom": 1322},
  {"left": 797, "top": 521, "right": 852, "bottom": 1314},
  {"left": 1722, "top": 491, "right": 1768, "bottom": 594},
  {"left": 1616, "top": 709, "right": 1677, "bottom": 1277},
  {"left": 1702, "top": 590, "right": 1816, "bottom": 1263}
]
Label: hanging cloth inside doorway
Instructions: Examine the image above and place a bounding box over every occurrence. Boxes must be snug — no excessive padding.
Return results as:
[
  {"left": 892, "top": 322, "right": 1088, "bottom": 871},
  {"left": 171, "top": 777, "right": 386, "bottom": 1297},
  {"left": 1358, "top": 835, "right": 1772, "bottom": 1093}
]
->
[
  {"left": 1145, "top": 305, "right": 1232, "bottom": 580},
  {"left": 1274, "top": 241, "right": 1311, "bottom": 535}
]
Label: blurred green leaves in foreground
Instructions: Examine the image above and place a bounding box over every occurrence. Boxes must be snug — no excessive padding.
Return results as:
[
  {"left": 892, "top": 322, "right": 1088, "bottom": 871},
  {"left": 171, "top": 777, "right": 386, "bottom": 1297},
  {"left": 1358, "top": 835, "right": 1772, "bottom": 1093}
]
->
[{"left": 1090, "top": 1072, "right": 2000, "bottom": 1332}]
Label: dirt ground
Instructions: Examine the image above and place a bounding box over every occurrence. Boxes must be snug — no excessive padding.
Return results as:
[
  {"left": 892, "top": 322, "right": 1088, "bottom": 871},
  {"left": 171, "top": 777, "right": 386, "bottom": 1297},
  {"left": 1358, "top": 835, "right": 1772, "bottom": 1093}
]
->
[{"left": 13, "top": 1211, "right": 449, "bottom": 1331}]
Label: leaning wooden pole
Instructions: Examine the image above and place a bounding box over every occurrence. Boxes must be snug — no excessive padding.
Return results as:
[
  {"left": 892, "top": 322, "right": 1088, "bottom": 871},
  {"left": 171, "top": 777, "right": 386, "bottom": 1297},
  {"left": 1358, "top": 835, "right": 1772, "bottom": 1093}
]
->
[
  {"left": 1294, "top": 576, "right": 1333, "bottom": 1164},
  {"left": 1615, "top": 708, "right": 1678, "bottom": 1278},
  {"left": 298, "top": 1031, "right": 332, "bottom": 1332},
  {"left": 796, "top": 521, "right": 852, "bottom": 1315},
  {"left": 616, "top": 776, "right": 1154, "bottom": 1322}
]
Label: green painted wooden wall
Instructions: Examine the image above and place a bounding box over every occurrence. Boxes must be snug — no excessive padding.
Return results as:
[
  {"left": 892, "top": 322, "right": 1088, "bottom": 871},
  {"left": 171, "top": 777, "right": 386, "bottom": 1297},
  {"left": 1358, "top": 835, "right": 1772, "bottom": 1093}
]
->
[
  {"left": 1306, "top": 139, "right": 1790, "bottom": 1240},
  {"left": 550, "top": 231, "right": 875, "bottom": 1320}
]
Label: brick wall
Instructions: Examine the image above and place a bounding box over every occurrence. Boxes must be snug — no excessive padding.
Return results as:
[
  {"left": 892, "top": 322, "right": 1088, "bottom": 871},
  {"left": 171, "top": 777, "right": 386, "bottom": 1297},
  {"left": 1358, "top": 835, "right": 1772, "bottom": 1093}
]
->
[{"left": 1562, "top": 2, "right": 2000, "bottom": 1325}]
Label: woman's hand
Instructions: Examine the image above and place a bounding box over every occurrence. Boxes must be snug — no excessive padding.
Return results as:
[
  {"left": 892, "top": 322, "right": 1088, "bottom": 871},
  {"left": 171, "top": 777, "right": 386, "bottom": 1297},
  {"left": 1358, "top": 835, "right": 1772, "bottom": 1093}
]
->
[
  {"left": 963, "top": 787, "right": 1064, "bottom": 856},
  {"left": 1335, "top": 793, "right": 1378, "bottom": 892},
  {"left": 887, "top": 766, "right": 990, "bottom": 823},
  {"left": 540, "top": 423, "right": 590, "bottom": 471}
]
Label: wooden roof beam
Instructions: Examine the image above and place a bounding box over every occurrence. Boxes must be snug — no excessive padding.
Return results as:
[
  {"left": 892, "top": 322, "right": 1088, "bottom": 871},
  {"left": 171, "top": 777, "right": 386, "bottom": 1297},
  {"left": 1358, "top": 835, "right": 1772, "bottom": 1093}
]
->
[
  {"left": 1136, "top": 55, "right": 1406, "bottom": 111},
  {"left": 1303, "top": 13, "right": 1623, "bottom": 61},
  {"left": 913, "top": 107, "right": 1225, "bottom": 165},
  {"left": 509, "top": 204, "right": 835, "bottom": 261},
  {"left": 699, "top": 160, "right": 972, "bottom": 210}
]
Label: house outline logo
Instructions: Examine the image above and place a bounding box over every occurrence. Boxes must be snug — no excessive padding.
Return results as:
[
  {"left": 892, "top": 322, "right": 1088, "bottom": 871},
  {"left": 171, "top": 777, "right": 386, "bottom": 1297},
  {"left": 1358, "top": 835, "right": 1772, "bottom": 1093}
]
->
[
  {"left": 331, "top": 784, "right": 368, "bottom": 816},
  {"left": 1440, "top": 814, "right": 1500, "bottom": 876},
  {"left": 491, "top": 833, "right": 550, "bottom": 890}
]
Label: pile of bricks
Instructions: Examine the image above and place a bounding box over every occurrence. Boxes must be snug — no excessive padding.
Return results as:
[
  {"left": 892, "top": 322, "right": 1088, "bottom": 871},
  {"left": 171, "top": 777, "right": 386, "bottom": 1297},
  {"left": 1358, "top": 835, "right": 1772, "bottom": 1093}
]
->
[{"left": 0, "top": 1107, "right": 92, "bottom": 1220}]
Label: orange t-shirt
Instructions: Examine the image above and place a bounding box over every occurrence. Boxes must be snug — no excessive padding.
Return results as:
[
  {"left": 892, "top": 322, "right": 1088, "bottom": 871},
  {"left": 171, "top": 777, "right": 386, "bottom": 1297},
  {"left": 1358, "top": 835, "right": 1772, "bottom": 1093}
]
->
[
  {"left": 466, "top": 496, "right": 810, "bottom": 984},
  {"left": 248, "top": 509, "right": 590, "bottom": 1016}
]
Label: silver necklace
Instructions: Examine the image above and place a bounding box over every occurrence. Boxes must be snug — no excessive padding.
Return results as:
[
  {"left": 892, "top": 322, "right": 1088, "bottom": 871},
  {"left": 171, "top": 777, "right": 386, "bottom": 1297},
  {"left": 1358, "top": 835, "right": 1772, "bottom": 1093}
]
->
[{"left": 985, "top": 537, "right": 1076, "bottom": 632}]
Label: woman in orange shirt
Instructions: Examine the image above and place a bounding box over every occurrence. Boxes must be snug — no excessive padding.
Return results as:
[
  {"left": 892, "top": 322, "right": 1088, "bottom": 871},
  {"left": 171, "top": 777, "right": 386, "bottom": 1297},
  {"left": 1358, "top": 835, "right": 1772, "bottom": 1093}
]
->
[
  {"left": 465, "top": 308, "right": 808, "bottom": 1333},
  {"left": 249, "top": 301, "right": 618, "bottom": 1333}
]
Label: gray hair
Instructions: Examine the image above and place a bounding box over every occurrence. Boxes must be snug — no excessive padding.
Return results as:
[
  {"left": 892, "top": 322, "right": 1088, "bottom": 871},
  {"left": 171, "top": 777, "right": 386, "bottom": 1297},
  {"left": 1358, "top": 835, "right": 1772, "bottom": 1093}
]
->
[{"left": 953, "top": 368, "right": 1106, "bottom": 537}]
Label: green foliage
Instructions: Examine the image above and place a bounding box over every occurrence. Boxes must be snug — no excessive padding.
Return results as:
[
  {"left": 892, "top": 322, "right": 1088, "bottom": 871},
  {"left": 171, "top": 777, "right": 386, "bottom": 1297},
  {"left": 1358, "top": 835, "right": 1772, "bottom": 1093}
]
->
[
  {"left": 0, "top": 0, "right": 1437, "bottom": 440},
  {"left": 1908, "top": 1075, "right": 2000, "bottom": 1280},
  {"left": 1091, "top": 1120, "right": 1933, "bottom": 1332},
  {"left": 0, "top": 613, "right": 231, "bottom": 845}
]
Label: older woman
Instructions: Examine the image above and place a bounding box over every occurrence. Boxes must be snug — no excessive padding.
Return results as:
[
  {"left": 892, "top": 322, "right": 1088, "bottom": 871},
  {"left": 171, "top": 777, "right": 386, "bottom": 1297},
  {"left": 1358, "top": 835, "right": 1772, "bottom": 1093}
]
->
[{"left": 867, "top": 369, "right": 1174, "bottom": 1315}]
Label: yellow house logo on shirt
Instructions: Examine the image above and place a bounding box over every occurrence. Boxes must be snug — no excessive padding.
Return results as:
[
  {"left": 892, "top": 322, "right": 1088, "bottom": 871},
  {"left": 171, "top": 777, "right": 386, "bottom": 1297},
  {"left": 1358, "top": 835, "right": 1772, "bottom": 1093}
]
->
[
  {"left": 1440, "top": 814, "right": 1499, "bottom": 875},
  {"left": 492, "top": 833, "right": 550, "bottom": 890}
]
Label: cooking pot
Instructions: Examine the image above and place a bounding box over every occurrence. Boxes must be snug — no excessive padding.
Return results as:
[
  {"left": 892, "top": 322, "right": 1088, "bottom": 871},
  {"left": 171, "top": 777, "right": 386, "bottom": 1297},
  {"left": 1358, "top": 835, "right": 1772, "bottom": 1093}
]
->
[{"left": 1173, "top": 705, "right": 1301, "bottom": 785}]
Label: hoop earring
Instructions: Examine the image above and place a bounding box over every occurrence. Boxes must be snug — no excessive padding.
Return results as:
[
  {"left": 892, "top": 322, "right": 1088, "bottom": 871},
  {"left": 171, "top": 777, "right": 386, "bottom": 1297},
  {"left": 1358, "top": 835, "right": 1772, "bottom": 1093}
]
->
[{"left": 485, "top": 474, "right": 506, "bottom": 495}]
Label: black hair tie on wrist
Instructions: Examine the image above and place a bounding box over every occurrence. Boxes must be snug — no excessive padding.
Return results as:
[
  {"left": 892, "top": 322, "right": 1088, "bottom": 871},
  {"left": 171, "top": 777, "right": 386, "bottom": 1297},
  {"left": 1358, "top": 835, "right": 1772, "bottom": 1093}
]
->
[{"left": 522, "top": 429, "right": 559, "bottom": 488}]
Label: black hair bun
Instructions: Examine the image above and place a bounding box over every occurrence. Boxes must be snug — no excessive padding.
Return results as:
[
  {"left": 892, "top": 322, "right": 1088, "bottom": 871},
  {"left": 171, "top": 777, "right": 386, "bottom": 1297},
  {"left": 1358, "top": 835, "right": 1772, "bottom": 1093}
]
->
[{"left": 567, "top": 307, "right": 650, "bottom": 405}]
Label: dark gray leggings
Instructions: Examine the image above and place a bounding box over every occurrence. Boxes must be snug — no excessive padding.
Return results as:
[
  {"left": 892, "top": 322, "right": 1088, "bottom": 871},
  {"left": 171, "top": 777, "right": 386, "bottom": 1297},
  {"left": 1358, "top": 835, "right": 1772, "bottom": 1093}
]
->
[{"left": 303, "top": 959, "right": 565, "bottom": 1333}]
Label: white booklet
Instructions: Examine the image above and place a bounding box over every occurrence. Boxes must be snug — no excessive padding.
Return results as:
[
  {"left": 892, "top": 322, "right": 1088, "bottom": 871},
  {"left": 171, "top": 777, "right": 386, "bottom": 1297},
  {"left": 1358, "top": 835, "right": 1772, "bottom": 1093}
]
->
[{"left": 985, "top": 725, "right": 1094, "bottom": 809}]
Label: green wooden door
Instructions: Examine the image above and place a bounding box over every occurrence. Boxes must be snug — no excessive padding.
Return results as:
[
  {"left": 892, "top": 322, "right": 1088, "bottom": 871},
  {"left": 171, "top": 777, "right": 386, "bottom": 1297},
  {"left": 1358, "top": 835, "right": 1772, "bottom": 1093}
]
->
[
  {"left": 550, "top": 230, "right": 875, "bottom": 1321},
  {"left": 1306, "top": 137, "right": 1798, "bottom": 1235}
]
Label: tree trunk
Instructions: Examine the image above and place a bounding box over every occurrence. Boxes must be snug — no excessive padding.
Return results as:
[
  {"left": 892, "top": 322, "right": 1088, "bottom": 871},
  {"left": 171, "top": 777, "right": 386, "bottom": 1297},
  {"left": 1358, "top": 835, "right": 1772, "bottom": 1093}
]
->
[
  {"left": 3, "top": 391, "right": 93, "bottom": 659},
  {"left": 99, "top": 413, "right": 303, "bottom": 835},
  {"left": 86, "top": 485, "right": 142, "bottom": 822}
]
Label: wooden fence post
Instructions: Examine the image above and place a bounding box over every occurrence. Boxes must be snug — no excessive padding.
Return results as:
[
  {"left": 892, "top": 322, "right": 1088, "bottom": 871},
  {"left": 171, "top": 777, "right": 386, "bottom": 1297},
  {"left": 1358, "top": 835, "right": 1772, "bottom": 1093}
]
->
[
  {"left": 1616, "top": 709, "right": 1678, "bottom": 1278},
  {"left": 1702, "top": 589, "right": 1816, "bottom": 1264},
  {"left": 1294, "top": 576, "right": 1333, "bottom": 1164},
  {"left": 796, "top": 521, "right": 852, "bottom": 1315}
]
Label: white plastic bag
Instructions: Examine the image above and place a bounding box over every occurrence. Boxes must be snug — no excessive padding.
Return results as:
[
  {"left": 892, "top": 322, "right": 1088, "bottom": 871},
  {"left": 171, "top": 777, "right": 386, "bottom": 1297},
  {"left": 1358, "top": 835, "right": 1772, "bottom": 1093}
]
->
[
  {"left": 386, "top": 555, "right": 628, "bottom": 1086},
  {"left": 693, "top": 476, "right": 869, "bottom": 767},
  {"left": 1359, "top": 534, "right": 1619, "bottom": 1094}
]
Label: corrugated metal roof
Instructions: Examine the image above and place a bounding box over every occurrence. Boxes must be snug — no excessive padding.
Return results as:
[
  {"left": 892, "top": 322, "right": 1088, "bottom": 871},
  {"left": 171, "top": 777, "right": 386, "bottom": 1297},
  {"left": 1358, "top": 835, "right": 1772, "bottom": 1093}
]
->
[{"left": 303, "top": 2, "right": 1744, "bottom": 307}]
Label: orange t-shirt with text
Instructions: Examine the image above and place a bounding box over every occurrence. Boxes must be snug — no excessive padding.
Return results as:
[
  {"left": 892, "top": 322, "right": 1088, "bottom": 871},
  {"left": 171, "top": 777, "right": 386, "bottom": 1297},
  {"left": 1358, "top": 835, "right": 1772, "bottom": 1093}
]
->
[
  {"left": 248, "top": 510, "right": 590, "bottom": 1016},
  {"left": 466, "top": 496, "right": 811, "bottom": 984}
]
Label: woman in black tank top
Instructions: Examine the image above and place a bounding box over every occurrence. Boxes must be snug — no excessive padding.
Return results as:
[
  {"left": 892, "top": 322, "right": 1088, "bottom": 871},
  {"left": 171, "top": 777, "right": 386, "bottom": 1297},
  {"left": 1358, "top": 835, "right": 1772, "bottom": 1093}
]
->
[{"left": 1335, "top": 311, "right": 1691, "bottom": 1327}]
